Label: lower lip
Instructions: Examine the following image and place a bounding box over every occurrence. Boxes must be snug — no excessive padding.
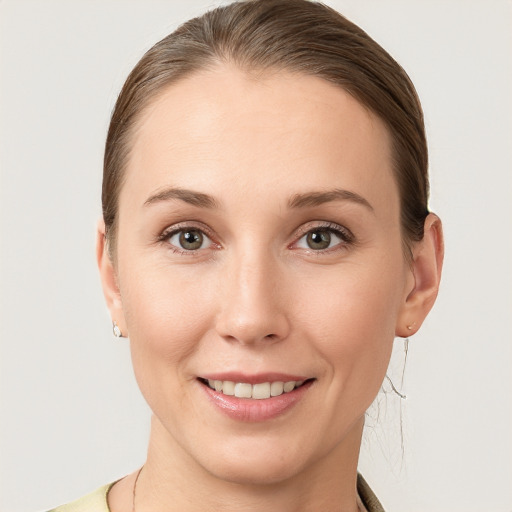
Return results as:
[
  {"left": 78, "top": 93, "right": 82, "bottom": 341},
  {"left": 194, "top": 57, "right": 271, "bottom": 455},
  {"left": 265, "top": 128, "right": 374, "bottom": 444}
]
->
[{"left": 200, "top": 380, "right": 314, "bottom": 422}]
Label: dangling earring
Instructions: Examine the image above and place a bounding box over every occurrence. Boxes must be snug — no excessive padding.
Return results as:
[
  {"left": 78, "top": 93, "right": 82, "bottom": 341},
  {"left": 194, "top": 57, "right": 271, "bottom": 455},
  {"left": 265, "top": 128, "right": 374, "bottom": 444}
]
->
[
  {"left": 385, "top": 375, "right": 407, "bottom": 400},
  {"left": 112, "top": 321, "right": 123, "bottom": 338},
  {"left": 384, "top": 337, "right": 410, "bottom": 400}
]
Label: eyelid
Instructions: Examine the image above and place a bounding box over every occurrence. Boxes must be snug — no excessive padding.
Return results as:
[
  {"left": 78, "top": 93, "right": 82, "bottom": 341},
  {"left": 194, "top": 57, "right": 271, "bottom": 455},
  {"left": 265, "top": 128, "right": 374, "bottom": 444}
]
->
[
  {"left": 290, "top": 221, "right": 355, "bottom": 251},
  {"left": 158, "top": 221, "right": 221, "bottom": 253},
  {"left": 294, "top": 221, "right": 354, "bottom": 241},
  {"left": 160, "top": 221, "right": 206, "bottom": 237}
]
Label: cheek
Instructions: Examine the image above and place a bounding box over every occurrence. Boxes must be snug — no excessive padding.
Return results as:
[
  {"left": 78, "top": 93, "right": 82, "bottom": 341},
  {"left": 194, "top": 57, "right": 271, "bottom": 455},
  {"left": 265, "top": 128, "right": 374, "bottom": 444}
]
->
[
  {"left": 299, "top": 258, "right": 404, "bottom": 403},
  {"left": 118, "top": 260, "right": 217, "bottom": 401},
  {"left": 122, "top": 257, "right": 216, "bottom": 336}
]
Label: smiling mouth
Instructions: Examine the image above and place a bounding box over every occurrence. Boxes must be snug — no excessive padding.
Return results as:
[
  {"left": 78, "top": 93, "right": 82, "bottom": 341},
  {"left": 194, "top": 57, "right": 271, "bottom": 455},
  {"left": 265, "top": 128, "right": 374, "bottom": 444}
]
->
[{"left": 198, "top": 378, "right": 313, "bottom": 400}]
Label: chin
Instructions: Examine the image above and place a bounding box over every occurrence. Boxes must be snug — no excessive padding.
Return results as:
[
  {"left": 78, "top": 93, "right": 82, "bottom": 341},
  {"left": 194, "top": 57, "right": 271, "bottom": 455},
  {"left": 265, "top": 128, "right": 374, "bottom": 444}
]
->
[
  {"left": 206, "top": 454, "right": 304, "bottom": 486},
  {"left": 192, "top": 434, "right": 320, "bottom": 487}
]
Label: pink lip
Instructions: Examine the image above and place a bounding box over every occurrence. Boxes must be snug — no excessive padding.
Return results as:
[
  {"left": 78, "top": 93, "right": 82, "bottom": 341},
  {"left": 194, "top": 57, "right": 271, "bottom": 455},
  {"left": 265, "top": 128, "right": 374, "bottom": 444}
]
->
[
  {"left": 200, "top": 372, "right": 309, "bottom": 384},
  {"left": 198, "top": 378, "right": 314, "bottom": 422}
]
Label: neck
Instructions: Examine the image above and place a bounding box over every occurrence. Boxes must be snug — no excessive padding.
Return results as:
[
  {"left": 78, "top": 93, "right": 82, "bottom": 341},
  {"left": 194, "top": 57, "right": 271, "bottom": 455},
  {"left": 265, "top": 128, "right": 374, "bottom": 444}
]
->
[{"left": 134, "top": 415, "right": 364, "bottom": 512}]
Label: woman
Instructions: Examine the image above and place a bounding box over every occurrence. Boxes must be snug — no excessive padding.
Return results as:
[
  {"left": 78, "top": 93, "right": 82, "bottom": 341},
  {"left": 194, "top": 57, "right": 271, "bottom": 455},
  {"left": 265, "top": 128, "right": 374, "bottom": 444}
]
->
[{"left": 51, "top": 0, "right": 443, "bottom": 510}]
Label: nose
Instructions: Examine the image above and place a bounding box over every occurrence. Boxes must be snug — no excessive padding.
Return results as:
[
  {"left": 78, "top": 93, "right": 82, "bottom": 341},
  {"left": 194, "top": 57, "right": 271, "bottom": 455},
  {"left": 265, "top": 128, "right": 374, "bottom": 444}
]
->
[{"left": 215, "top": 250, "right": 291, "bottom": 346}]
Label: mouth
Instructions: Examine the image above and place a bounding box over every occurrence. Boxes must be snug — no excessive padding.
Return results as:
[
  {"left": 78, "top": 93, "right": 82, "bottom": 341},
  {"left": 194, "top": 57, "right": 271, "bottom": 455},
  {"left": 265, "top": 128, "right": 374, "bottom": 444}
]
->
[
  {"left": 198, "top": 377, "right": 312, "bottom": 400},
  {"left": 197, "top": 375, "right": 315, "bottom": 421}
]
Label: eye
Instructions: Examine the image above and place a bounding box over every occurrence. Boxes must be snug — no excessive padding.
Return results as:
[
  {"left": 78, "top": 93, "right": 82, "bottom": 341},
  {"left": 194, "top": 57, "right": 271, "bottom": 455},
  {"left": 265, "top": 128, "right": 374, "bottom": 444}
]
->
[
  {"left": 298, "top": 229, "right": 340, "bottom": 250},
  {"left": 167, "top": 228, "right": 212, "bottom": 251},
  {"left": 294, "top": 224, "right": 353, "bottom": 252}
]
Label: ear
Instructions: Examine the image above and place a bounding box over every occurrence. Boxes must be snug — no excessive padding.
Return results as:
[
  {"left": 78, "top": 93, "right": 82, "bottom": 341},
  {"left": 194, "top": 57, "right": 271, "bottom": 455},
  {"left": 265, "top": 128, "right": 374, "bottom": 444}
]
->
[
  {"left": 396, "top": 213, "right": 444, "bottom": 337},
  {"left": 96, "top": 218, "right": 127, "bottom": 337}
]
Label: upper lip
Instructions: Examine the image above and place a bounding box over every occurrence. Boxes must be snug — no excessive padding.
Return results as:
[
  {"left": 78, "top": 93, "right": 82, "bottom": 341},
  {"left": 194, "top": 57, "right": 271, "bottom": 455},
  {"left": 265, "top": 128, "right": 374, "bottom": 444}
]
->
[{"left": 199, "top": 372, "right": 311, "bottom": 384}]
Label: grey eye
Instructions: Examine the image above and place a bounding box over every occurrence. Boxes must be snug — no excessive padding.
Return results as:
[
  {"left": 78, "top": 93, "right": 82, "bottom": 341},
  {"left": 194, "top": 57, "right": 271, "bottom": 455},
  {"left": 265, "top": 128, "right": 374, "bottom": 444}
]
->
[
  {"left": 306, "top": 230, "right": 332, "bottom": 250},
  {"left": 169, "top": 229, "right": 211, "bottom": 251},
  {"left": 295, "top": 226, "right": 349, "bottom": 251}
]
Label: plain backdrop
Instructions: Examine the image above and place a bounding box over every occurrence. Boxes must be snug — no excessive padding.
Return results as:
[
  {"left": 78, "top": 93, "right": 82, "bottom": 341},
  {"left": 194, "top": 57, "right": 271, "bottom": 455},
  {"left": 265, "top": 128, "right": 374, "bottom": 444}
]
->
[{"left": 1, "top": 1, "right": 511, "bottom": 511}]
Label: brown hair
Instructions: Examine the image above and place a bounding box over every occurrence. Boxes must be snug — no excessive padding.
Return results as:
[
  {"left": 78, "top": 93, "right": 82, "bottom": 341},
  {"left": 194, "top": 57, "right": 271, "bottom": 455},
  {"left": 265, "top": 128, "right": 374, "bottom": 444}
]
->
[{"left": 103, "top": 0, "right": 429, "bottom": 257}]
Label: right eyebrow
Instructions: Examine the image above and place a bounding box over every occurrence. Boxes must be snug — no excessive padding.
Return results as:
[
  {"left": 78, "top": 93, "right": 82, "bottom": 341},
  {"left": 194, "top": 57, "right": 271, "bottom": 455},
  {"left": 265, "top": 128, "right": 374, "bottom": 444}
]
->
[{"left": 143, "top": 187, "right": 219, "bottom": 209}]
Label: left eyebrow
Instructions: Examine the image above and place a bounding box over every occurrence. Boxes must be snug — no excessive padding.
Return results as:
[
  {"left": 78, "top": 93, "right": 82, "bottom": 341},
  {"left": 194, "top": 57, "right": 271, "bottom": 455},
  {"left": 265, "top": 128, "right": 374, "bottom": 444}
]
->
[{"left": 288, "top": 189, "right": 374, "bottom": 212}]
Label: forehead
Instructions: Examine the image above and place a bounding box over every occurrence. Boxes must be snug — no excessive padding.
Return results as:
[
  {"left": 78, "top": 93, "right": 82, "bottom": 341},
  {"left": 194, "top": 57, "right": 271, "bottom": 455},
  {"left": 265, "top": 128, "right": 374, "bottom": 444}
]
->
[{"left": 123, "top": 65, "right": 397, "bottom": 211}]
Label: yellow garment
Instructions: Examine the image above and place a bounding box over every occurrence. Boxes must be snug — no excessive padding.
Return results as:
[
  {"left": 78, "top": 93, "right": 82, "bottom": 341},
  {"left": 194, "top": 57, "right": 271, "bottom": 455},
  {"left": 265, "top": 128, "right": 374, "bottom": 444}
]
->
[
  {"left": 48, "top": 474, "right": 384, "bottom": 511},
  {"left": 47, "top": 483, "right": 113, "bottom": 512}
]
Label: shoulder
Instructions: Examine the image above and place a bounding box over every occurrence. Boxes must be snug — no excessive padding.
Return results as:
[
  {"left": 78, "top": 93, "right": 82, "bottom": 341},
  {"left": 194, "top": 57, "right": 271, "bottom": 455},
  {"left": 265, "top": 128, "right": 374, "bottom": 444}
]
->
[{"left": 46, "top": 483, "right": 114, "bottom": 512}]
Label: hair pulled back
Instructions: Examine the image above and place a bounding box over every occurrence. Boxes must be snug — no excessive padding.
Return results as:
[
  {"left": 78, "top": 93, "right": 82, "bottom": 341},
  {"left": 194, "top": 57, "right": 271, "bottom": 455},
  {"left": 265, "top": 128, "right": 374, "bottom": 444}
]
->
[{"left": 103, "top": 0, "right": 429, "bottom": 256}]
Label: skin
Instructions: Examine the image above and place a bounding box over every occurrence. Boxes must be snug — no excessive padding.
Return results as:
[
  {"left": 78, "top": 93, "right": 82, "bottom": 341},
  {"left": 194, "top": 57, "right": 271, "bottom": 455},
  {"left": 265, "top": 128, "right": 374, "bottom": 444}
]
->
[{"left": 98, "top": 65, "right": 443, "bottom": 512}]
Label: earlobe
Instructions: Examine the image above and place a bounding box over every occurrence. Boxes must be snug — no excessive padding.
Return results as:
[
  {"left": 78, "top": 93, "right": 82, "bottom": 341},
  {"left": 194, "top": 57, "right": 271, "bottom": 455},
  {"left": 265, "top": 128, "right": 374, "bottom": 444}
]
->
[
  {"left": 96, "top": 219, "right": 127, "bottom": 337},
  {"left": 396, "top": 213, "right": 444, "bottom": 337}
]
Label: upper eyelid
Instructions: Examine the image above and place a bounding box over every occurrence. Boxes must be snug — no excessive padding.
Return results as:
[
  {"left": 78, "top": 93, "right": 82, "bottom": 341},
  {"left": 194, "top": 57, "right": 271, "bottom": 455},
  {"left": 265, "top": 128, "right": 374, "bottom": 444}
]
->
[
  {"left": 159, "top": 221, "right": 215, "bottom": 240},
  {"left": 293, "top": 221, "right": 353, "bottom": 238}
]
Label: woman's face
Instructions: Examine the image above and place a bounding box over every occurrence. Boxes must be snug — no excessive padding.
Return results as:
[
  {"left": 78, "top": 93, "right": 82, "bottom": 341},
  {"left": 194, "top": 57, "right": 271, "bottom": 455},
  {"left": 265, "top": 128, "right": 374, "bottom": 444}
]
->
[{"left": 108, "top": 66, "right": 416, "bottom": 483}]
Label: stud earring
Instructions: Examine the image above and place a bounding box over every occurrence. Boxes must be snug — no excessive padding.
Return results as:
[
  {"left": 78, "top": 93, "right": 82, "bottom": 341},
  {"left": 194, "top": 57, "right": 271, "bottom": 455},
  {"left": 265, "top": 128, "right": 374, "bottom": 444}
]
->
[{"left": 112, "top": 321, "right": 123, "bottom": 338}]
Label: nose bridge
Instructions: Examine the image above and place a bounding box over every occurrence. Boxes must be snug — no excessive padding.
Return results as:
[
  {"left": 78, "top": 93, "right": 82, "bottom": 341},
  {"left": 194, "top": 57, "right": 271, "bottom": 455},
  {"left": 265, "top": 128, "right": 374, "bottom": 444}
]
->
[{"left": 215, "top": 245, "right": 289, "bottom": 345}]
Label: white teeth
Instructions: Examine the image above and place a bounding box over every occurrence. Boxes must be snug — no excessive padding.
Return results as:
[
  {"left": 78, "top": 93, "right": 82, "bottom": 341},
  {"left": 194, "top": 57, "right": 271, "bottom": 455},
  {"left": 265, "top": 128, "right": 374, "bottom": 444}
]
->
[
  {"left": 252, "top": 382, "right": 271, "bottom": 400},
  {"left": 283, "top": 381, "right": 296, "bottom": 393},
  {"left": 222, "top": 380, "right": 235, "bottom": 395},
  {"left": 205, "top": 379, "right": 307, "bottom": 399},
  {"left": 270, "top": 381, "right": 284, "bottom": 396},
  {"left": 234, "top": 382, "right": 252, "bottom": 398}
]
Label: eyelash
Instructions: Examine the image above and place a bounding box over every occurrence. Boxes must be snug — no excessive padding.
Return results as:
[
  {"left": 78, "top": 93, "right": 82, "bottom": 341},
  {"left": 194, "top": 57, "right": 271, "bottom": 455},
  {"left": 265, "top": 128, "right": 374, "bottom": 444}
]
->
[
  {"left": 157, "top": 223, "right": 218, "bottom": 256},
  {"left": 291, "top": 222, "right": 355, "bottom": 253},
  {"left": 157, "top": 221, "right": 355, "bottom": 255}
]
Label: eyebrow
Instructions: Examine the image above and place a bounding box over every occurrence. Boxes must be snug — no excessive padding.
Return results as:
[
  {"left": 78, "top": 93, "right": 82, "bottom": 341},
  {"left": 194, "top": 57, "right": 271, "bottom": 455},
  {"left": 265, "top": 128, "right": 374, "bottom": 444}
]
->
[
  {"left": 288, "top": 189, "right": 374, "bottom": 212},
  {"left": 144, "top": 187, "right": 219, "bottom": 209},
  {"left": 143, "top": 186, "right": 373, "bottom": 212}
]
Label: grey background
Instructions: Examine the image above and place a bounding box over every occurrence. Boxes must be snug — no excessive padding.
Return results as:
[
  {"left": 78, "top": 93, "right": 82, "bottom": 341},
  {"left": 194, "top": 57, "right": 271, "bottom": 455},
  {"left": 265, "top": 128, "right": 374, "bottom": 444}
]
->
[{"left": 1, "top": 1, "right": 511, "bottom": 511}]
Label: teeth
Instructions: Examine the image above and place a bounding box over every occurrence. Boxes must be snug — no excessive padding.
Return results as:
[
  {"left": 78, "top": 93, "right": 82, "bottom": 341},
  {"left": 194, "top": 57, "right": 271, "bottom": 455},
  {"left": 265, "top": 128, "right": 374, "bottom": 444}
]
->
[
  {"left": 252, "top": 382, "right": 271, "bottom": 400},
  {"left": 234, "top": 383, "right": 252, "bottom": 398},
  {"left": 270, "top": 381, "right": 284, "bottom": 396},
  {"left": 205, "top": 379, "right": 305, "bottom": 399},
  {"left": 283, "top": 381, "right": 295, "bottom": 393},
  {"left": 222, "top": 380, "right": 235, "bottom": 395}
]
